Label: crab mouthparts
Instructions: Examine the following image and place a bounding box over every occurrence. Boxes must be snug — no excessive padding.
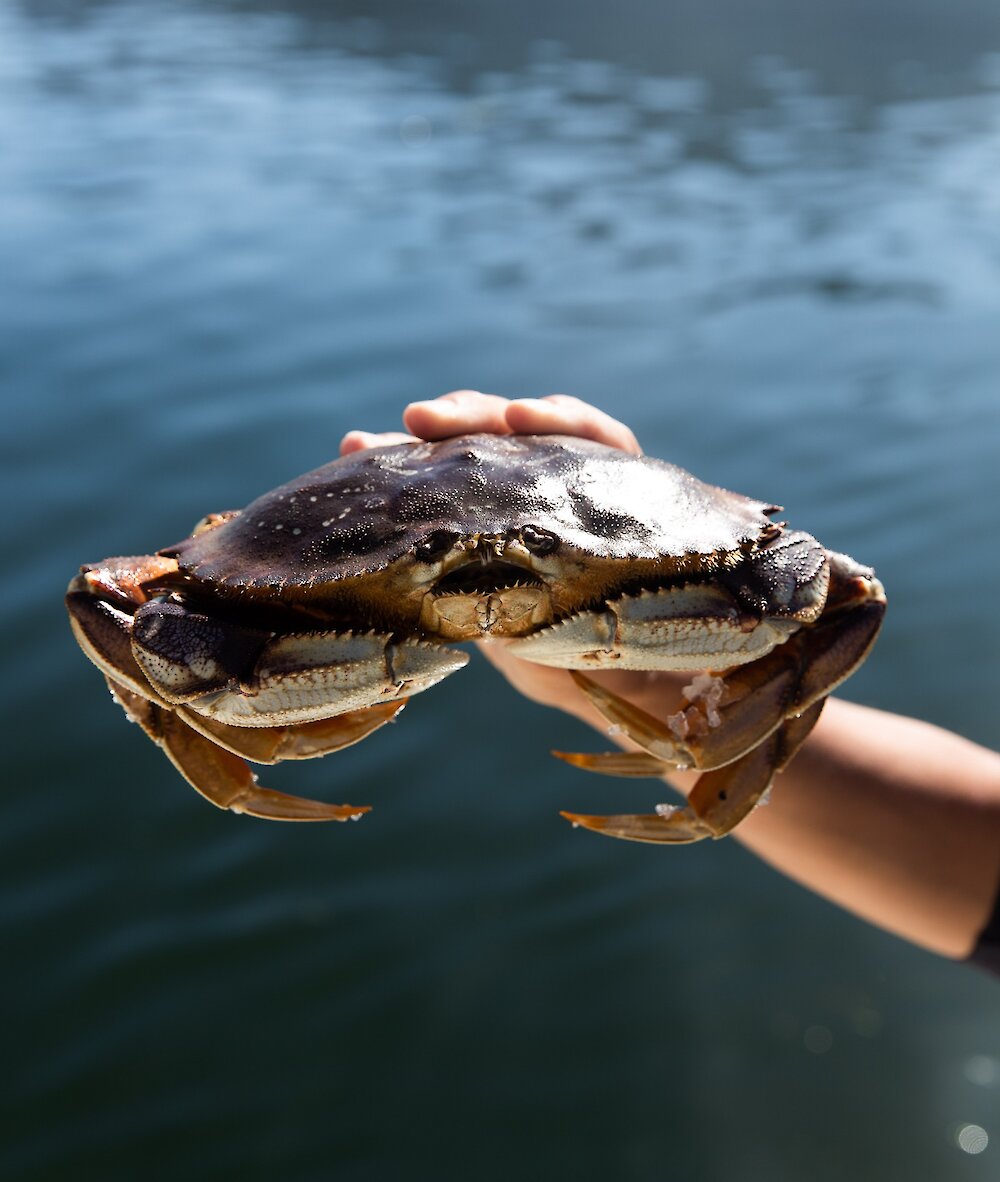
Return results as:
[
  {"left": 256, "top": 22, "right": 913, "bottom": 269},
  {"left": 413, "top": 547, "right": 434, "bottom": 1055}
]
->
[
  {"left": 422, "top": 558, "right": 552, "bottom": 638},
  {"left": 432, "top": 559, "right": 543, "bottom": 598}
]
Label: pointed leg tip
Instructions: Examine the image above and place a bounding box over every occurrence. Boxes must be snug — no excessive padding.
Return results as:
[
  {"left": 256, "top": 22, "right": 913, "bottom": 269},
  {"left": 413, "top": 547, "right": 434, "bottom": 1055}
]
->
[
  {"left": 306, "top": 801, "right": 373, "bottom": 823},
  {"left": 560, "top": 808, "right": 713, "bottom": 844},
  {"left": 552, "top": 750, "right": 585, "bottom": 768},
  {"left": 559, "top": 810, "right": 608, "bottom": 832},
  {"left": 552, "top": 749, "right": 672, "bottom": 778},
  {"left": 229, "top": 798, "right": 373, "bottom": 822}
]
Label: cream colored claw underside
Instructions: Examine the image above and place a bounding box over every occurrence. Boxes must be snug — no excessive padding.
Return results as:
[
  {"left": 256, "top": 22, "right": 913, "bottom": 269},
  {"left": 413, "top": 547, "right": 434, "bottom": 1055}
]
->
[{"left": 507, "top": 584, "right": 801, "bottom": 670}]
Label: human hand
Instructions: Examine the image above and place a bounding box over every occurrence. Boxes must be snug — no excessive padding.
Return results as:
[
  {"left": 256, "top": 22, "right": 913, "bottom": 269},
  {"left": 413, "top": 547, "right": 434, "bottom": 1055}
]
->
[
  {"left": 340, "top": 388, "right": 641, "bottom": 456},
  {"left": 339, "top": 390, "right": 693, "bottom": 774}
]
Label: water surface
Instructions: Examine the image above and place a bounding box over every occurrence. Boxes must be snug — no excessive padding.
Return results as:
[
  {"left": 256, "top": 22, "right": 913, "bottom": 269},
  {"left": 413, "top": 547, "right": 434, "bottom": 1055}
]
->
[{"left": 3, "top": 3, "right": 999, "bottom": 1179}]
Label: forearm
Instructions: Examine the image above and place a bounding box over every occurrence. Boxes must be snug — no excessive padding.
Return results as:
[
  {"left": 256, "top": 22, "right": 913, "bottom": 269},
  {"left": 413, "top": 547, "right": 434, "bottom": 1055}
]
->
[
  {"left": 573, "top": 676, "right": 1000, "bottom": 959},
  {"left": 732, "top": 699, "right": 1000, "bottom": 958}
]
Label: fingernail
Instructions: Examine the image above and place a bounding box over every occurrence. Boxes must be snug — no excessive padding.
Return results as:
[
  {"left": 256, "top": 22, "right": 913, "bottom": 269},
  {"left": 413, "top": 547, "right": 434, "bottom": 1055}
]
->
[{"left": 413, "top": 399, "right": 460, "bottom": 418}]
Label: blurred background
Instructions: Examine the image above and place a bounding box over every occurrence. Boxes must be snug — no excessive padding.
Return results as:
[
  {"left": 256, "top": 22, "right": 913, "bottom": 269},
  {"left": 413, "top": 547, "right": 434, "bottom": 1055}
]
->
[{"left": 3, "top": 1, "right": 999, "bottom": 1178}]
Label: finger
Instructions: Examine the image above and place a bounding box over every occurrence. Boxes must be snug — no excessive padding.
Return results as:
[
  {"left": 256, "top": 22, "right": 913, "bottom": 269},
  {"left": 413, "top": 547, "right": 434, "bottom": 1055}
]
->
[
  {"left": 403, "top": 390, "right": 514, "bottom": 440},
  {"left": 505, "top": 395, "right": 642, "bottom": 455},
  {"left": 339, "top": 430, "right": 417, "bottom": 456}
]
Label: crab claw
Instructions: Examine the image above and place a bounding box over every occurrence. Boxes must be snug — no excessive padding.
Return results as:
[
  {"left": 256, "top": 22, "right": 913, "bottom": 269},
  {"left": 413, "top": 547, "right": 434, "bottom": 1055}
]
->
[{"left": 108, "top": 680, "right": 371, "bottom": 822}]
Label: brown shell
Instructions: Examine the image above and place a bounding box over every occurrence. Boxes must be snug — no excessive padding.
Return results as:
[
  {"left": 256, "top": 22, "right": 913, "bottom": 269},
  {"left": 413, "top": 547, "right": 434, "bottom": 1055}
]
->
[{"left": 162, "top": 434, "right": 777, "bottom": 590}]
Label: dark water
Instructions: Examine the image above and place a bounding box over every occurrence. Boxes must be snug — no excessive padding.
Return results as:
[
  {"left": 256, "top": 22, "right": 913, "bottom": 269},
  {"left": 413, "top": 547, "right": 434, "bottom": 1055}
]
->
[{"left": 3, "top": 2, "right": 1000, "bottom": 1178}]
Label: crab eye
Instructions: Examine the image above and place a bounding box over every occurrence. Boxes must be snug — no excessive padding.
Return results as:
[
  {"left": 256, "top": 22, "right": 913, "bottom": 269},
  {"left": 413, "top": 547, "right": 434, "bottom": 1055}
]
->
[
  {"left": 521, "top": 525, "right": 559, "bottom": 556},
  {"left": 415, "top": 530, "right": 457, "bottom": 562}
]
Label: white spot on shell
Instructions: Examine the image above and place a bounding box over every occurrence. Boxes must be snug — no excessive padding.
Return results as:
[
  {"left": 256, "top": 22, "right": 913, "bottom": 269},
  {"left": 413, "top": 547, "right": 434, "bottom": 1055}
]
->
[
  {"left": 322, "top": 519, "right": 332, "bottom": 528},
  {"left": 292, "top": 527, "right": 301, "bottom": 535},
  {"left": 275, "top": 523, "right": 284, "bottom": 531},
  {"left": 258, "top": 520, "right": 266, "bottom": 527},
  {"left": 309, "top": 495, "right": 317, "bottom": 502}
]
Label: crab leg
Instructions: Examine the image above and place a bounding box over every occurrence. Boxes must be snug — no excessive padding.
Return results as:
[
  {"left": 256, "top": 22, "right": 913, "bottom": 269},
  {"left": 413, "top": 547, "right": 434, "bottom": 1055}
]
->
[
  {"left": 67, "top": 560, "right": 417, "bottom": 820},
  {"left": 107, "top": 680, "right": 371, "bottom": 821},
  {"left": 555, "top": 635, "right": 811, "bottom": 777},
  {"left": 177, "top": 699, "right": 406, "bottom": 764},
  {"left": 557, "top": 554, "right": 885, "bottom": 842},
  {"left": 562, "top": 700, "right": 824, "bottom": 843}
]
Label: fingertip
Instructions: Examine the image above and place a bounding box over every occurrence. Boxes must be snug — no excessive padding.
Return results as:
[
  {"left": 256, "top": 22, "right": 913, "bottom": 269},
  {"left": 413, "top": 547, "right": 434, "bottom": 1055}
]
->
[
  {"left": 403, "top": 390, "right": 513, "bottom": 439},
  {"left": 339, "top": 430, "right": 417, "bottom": 455},
  {"left": 403, "top": 402, "right": 453, "bottom": 440},
  {"left": 505, "top": 395, "right": 642, "bottom": 454},
  {"left": 339, "top": 430, "right": 373, "bottom": 455}
]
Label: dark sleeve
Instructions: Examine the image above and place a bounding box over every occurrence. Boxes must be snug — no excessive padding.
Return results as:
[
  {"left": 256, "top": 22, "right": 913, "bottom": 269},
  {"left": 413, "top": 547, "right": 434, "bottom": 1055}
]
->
[{"left": 969, "top": 878, "right": 1000, "bottom": 975}]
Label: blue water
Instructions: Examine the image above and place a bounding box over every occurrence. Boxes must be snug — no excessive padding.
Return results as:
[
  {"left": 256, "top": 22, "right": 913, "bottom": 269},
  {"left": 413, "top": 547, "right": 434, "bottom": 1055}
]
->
[{"left": 3, "top": 3, "right": 999, "bottom": 1179}]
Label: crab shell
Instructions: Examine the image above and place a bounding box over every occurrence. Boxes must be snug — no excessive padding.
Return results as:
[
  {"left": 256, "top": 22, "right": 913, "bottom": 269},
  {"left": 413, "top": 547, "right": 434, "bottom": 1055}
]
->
[{"left": 66, "top": 433, "right": 886, "bottom": 841}]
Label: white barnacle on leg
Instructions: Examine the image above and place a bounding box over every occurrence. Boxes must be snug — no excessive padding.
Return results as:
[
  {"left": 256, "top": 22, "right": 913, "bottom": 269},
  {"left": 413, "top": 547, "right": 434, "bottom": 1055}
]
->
[
  {"left": 681, "top": 672, "right": 726, "bottom": 728},
  {"left": 655, "top": 803, "right": 681, "bottom": 818},
  {"left": 667, "top": 710, "right": 689, "bottom": 740}
]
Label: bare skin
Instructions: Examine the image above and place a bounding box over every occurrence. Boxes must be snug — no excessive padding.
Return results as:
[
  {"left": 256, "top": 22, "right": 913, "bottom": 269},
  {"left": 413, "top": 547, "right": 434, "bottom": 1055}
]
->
[{"left": 342, "top": 390, "right": 1000, "bottom": 961}]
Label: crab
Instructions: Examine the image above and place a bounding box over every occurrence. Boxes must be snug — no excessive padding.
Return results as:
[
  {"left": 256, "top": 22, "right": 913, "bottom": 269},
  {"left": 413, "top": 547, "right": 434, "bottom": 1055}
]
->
[{"left": 66, "top": 433, "right": 885, "bottom": 842}]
